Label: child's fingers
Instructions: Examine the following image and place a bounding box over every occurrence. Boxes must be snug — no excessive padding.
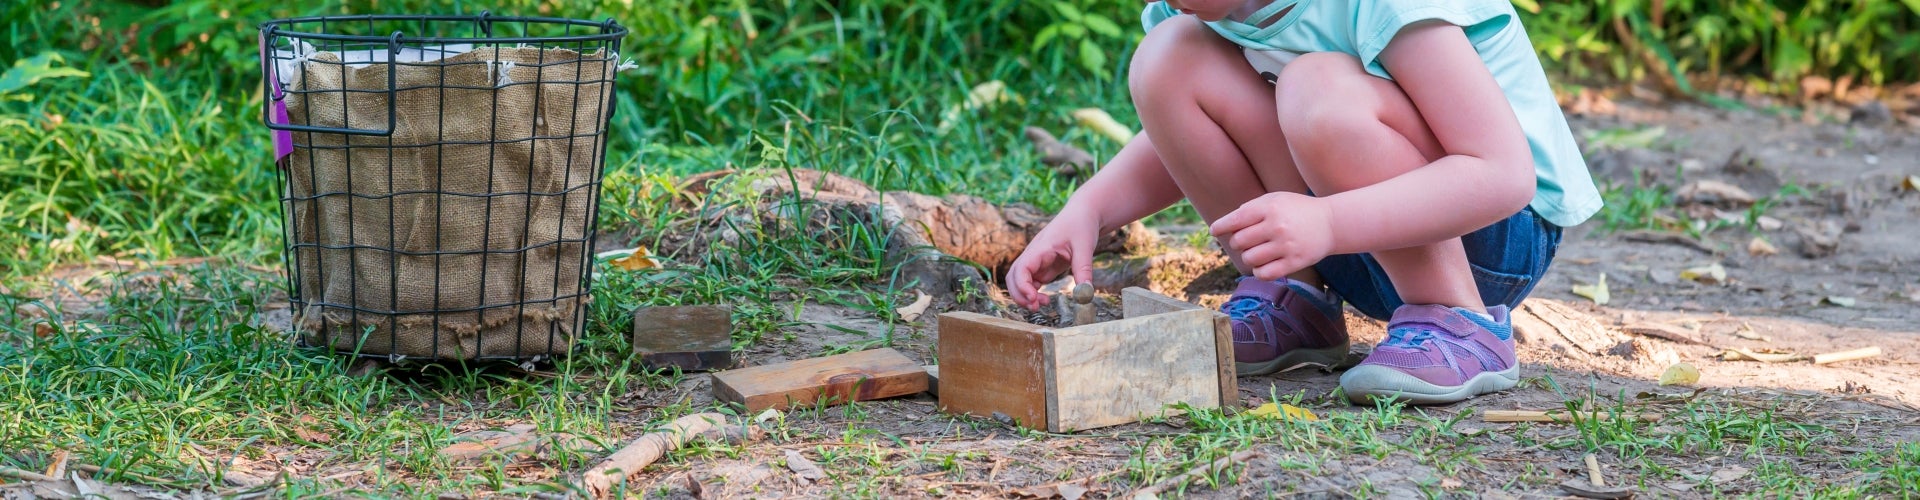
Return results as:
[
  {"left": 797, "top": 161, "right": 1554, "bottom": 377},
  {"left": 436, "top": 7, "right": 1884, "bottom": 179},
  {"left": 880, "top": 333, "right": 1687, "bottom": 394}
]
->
[
  {"left": 1252, "top": 258, "right": 1303, "bottom": 282},
  {"left": 1008, "top": 261, "right": 1041, "bottom": 309},
  {"left": 1237, "top": 241, "right": 1285, "bottom": 268},
  {"left": 1209, "top": 208, "right": 1259, "bottom": 238},
  {"left": 1071, "top": 238, "right": 1095, "bottom": 286}
]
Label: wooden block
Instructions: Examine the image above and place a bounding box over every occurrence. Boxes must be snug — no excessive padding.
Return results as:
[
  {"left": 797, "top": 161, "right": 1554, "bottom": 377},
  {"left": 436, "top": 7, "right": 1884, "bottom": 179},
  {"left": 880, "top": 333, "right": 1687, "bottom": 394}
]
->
[
  {"left": 937, "top": 313, "right": 1050, "bottom": 429},
  {"left": 712, "top": 348, "right": 928, "bottom": 412},
  {"left": 1123, "top": 288, "right": 1238, "bottom": 409},
  {"left": 633, "top": 305, "right": 735, "bottom": 371},
  {"left": 923, "top": 365, "right": 940, "bottom": 396},
  {"left": 1047, "top": 308, "right": 1220, "bottom": 431},
  {"left": 938, "top": 288, "right": 1234, "bottom": 433}
]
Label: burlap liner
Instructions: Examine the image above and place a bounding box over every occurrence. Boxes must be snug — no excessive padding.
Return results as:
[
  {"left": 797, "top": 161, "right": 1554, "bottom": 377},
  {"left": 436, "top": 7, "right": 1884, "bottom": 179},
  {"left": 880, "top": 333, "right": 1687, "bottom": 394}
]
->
[{"left": 281, "top": 46, "right": 612, "bottom": 359}]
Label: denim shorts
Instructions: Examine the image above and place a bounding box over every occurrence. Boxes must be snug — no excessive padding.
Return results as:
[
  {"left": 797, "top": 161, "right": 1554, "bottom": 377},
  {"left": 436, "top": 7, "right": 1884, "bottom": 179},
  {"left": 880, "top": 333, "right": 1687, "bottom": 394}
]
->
[{"left": 1313, "top": 207, "right": 1563, "bottom": 321}]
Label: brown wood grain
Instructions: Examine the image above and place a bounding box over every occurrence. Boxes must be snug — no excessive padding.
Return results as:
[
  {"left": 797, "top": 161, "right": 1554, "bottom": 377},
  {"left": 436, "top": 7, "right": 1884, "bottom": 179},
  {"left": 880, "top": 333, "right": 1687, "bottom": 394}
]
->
[
  {"left": 1121, "top": 287, "right": 1198, "bottom": 317},
  {"left": 633, "top": 305, "right": 734, "bottom": 371},
  {"left": 710, "top": 348, "right": 926, "bottom": 412},
  {"left": 1123, "top": 288, "right": 1238, "bottom": 410},
  {"left": 936, "top": 312, "right": 1050, "bottom": 430},
  {"left": 1046, "top": 309, "right": 1220, "bottom": 432}
]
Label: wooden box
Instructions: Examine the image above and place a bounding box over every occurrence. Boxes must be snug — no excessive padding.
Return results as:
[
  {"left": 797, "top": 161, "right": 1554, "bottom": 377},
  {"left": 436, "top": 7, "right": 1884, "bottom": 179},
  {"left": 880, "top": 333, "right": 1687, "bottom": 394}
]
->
[{"left": 936, "top": 287, "right": 1236, "bottom": 432}]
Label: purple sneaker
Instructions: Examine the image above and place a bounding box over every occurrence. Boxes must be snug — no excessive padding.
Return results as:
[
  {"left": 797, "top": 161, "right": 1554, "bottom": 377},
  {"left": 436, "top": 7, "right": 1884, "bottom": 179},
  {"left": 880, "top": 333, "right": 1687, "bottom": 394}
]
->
[
  {"left": 1340, "top": 304, "right": 1520, "bottom": 405},
  {"left": 1223, "top": 278, "right": 1350, "bottom": 376}
]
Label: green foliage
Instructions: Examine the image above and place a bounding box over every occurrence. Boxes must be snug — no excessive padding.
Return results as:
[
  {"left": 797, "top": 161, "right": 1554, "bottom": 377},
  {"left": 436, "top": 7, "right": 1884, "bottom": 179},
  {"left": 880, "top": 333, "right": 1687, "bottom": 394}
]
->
[{"left": 1516, "top": 0, "right": 1920, "bottom": 87}]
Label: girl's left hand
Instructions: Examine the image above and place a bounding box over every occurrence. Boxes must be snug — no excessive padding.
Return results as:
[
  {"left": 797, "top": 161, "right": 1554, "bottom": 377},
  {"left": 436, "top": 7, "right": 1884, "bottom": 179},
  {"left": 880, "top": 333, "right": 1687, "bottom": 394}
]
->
[{"left": 1210, "top": 192, "right": 1335, "bottom": 281}]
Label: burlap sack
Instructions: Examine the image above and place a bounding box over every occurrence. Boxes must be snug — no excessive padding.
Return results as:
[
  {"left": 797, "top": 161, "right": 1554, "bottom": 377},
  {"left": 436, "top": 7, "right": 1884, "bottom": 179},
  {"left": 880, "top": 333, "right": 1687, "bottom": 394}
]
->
[{"left": 281, "top": 47, "right": 613, "bottom": 359}]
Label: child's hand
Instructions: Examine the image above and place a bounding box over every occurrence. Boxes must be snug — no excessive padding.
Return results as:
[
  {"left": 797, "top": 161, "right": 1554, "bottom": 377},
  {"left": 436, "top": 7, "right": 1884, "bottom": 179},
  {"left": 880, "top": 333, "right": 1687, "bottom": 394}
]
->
[
  {"left": 1006, "top": 210, "right": 1100, "bottom": 310},
  {"left": 1210, "top": 192, "right": 1334, "bottom": 281}
]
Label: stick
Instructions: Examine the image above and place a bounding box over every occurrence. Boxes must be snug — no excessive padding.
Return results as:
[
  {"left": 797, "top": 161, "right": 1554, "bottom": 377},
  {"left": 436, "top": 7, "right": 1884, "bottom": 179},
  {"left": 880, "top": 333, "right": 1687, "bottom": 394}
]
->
[
  {"left": 1814, "top": 346, "right": 1882, "bottom": 365},
  {"left": 1482, "top": 410, "right": 1661, "bottom": 423},
  {"left": 0, "top": 467, "right": 56, "bottom": 482},
  {"left": 1131, "top": 450, "right": 1261, "bottom": 498},
  {"left": 581, "top": 413, "right": 726, "bottom": 499},
  {"left": 1584, "top": 454, "right": 1604, "bottom": 487},
  {"left": 71, "top": 464, "right": 174, "bottom": 485}
]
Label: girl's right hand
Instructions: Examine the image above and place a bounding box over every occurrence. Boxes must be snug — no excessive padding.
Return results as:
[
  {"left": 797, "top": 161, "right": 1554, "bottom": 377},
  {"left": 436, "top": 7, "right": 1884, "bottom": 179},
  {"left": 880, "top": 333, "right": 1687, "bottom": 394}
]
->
[{"left": 1006, "top": 209, "right": 1100, "bottom": 310}]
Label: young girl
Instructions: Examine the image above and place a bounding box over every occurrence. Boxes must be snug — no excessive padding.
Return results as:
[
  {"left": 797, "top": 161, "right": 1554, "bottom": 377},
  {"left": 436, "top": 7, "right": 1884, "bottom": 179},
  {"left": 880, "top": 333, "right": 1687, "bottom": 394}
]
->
[{"left": 1005, "top": 0, "right": 1601, "bottom": 405}]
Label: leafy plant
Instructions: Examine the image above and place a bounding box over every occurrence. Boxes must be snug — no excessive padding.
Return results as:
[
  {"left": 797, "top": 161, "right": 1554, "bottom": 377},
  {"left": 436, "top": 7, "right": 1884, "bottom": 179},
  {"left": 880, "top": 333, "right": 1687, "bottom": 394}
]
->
[{"left": 1029, "top": 0, "right": 1130, "bottom": 75}]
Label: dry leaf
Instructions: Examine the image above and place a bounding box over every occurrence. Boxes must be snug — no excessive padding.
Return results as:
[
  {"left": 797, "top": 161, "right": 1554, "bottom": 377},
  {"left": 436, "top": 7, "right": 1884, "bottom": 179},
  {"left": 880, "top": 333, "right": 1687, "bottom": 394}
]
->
[
  {"left": 1748, "top": 237, "right": 1778, "bottom": 257},
  {"left": 33, "top": 321, "right": 55, "bottom": 337},
  {"left": 784, "top": 450, "right": 826, "bottom": 482},
  {"left": 608, "top": 247, "right": 659, "bottom": 271},
  {"left": 1058, "top": 483, "right": 1089, "bottom": 500},
  {"left": 1755, "top": 216, "right": 1784, "bottom": 231},
  {"left": 753, "top": 409, "right": 782, "bottom": 424},
  {"left": 1822, "top": 296, "right": 1857, "bottom": 307},
  {"left": 938, "top": 81, "right": 1017, "bottom": 131},
  {"left": 1710, "top": 465, "right": 1749, "bottom": 484},
  {"left": 1680, "top": 263, "right": 1727, "bottom": 285},
  {"left": 1675, "top": 180, "right": 1756, "bottom": 205},
  {"left": 1071, "top": 108, "right": 1134, "bottom": 144},
  {"left": 1901, "top": 175, "right": 1920, "bottom": 192},
  {"left": 1658, "top": 363, "right": 1700, "bottom": 386},
  {"left": 895, "top": 290, "right": 932, "bottom": 322},
  {"left": 1571, "top": 273, "right": 1610, "bottom": 305},
  {"left": 294, "top": 415, "right": 333, "bottom": 443},
  {"left": 1732, "top": 323, "right": 1770, "bottom": 342},
  {"left": 1246, "top": 402, "right": 1318, "bottom": 422},
  {"left": 1720, "top": 348, "right": 1805, "bottom": 363}
]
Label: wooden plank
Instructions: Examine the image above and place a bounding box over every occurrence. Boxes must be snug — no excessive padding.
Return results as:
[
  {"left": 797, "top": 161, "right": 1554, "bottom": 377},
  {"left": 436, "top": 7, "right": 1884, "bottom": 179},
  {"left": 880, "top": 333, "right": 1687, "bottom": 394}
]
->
[
  {"left": 1046, "top": 309, "right": 1220, "bottom": 432},
  {"left": 632, "top": 305, "right": 734, "bottom": 371},
  {"left": 936, "top": 312, "right": 1050, "bottom": 430},
  {"left": 1124, "top": 287, "right": 1238, "bottom": 410},
  {"left": 711, "top": 348, "right": 926, "bottom": 412},
  {"left": 1121, "top": 287, "right": 1199, "bottom": 318},
  {"left": 1210, "top": 311, "right": 1239, "bottom": 410}
]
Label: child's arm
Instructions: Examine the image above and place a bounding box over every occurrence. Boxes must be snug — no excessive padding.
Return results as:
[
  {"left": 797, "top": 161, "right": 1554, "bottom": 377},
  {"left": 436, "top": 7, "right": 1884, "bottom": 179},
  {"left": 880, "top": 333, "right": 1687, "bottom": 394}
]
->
[
  {"left": 1006, "top": 133, "right": 1185, "bottom": 309},
  {"left": 1210, "top": 21, "right": 1536, "bottom": 280}
]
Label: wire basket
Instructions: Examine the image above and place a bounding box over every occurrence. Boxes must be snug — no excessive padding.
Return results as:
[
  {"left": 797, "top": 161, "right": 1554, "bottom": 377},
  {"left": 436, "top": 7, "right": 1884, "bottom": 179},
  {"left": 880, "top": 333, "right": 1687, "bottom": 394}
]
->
[{"left": 259, "top": 13, "right": 627, "bottom": 361}]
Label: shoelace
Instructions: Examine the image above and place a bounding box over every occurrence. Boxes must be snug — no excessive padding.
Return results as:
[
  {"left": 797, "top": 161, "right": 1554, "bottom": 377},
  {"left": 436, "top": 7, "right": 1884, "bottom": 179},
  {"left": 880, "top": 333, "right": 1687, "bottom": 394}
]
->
[
  {"left": 1222, "top": 296, "right": 1268, "bottom": 321},
  {"left": 1381, "top": 325, "right": 1437, "bottom": 348}
]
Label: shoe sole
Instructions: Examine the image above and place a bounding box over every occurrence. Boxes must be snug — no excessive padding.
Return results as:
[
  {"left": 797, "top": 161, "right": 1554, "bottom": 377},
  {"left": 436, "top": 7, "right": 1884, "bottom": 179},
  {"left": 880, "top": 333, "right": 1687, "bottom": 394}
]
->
[
  {"left": 1338, "top": 364, "right": 1520, "bottom": 405},
  {"left": 1235, "top": 342, "right": 1351, "bottom": 376}
]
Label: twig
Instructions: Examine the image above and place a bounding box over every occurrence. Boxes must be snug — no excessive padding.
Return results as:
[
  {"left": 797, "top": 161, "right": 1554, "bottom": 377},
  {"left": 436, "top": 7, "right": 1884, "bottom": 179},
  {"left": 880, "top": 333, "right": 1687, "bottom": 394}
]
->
[
  {"left": 0, "top": 466, "right": 57, "bottom": 482},
  {"left": 1483, "top": 410, "right": 1661, "bottom": 423},
  {"left": 580, "top": 413, "right": 726, "bottom": 499},
  {"left": 72, "top": 464, "right": 175, "bottom": 486},
  {"left": 1813, "top": 346, "right": 1882, "bottom": 365},
  {"left": 1584, "top": 453, "right": 1605, "bottom": 487},
  {"left": 1618, "top": 230, "right": 1717, "bottom": 254},
  {"left": 1131, "top": 450, "right": 1262, "bottom": 498}
]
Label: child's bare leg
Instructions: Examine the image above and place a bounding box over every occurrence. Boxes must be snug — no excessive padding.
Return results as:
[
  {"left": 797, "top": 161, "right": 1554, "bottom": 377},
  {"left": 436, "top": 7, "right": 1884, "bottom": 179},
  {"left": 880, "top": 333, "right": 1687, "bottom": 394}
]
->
[
  {"left": 1275, "top": 53, "right": 1485, "bottom": 312},
  {"left": 1128, "top": 19, "right": 1321, "bottom": 286}
]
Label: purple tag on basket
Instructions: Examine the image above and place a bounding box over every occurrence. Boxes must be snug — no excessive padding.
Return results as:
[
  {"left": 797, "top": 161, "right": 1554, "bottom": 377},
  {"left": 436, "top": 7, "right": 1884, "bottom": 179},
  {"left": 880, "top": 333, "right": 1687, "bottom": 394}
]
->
[{"left": 259, "top": 32, "right": 294, "bottom": 162}]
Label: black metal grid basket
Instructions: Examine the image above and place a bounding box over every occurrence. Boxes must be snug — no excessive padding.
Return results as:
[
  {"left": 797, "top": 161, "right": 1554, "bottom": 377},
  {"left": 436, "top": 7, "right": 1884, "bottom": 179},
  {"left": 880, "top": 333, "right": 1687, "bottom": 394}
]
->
[{"left": 259, "top": 13, "right": 627, "bottom": 361}]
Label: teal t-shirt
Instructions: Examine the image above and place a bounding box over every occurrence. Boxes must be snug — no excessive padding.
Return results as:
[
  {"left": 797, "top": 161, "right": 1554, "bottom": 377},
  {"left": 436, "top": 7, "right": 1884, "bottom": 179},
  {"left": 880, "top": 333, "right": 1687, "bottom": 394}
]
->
[{"left": 1142, "top": 0, "right": 1602, "bottom": 227}]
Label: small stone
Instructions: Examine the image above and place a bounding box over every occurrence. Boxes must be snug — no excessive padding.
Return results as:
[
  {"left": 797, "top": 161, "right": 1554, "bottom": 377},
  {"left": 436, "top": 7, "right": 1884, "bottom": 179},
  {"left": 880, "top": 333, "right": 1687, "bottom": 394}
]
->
[{"left": 1850, "top": 100, "right": 1894, "bottom": 127}]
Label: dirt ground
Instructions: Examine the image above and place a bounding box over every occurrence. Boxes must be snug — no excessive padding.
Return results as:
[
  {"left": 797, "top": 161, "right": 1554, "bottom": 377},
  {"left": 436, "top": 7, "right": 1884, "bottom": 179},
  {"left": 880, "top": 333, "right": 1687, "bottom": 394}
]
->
[
  {"left": 606, "top": 102, "right": 1920, "bottom": 498},
  {"left": 6, "top": 102, "right": 1916, "bottom": 499}
]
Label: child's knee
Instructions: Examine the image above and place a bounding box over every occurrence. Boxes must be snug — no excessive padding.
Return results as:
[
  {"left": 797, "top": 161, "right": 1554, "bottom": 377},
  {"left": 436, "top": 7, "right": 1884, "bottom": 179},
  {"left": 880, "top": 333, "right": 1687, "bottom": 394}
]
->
[
  {"left": 1274, "top": 53, "right": 1377, "bottom": 133},
  {"left": 1128, "top": 19, "right": 1232, "bottom": 102}
]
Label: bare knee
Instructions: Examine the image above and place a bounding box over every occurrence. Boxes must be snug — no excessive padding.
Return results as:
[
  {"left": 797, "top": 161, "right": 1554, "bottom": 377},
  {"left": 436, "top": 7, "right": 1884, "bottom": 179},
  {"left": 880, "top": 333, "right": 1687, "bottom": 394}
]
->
[
  {"left": 1275, "top": 53, "right": 1381, "bottom": 151},
  {"left": 1128, "top": 19, "right": 1239, "bottom": 104}
]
